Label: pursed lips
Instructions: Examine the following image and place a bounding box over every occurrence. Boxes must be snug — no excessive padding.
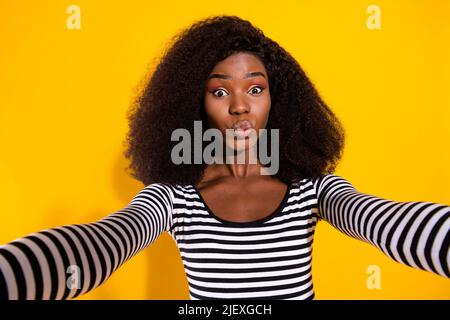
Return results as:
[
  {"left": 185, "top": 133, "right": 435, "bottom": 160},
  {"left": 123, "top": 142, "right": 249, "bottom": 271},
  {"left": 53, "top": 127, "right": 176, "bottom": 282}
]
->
[
  {"left": 231, "top": 120, "right": 253, "bottom": 131},
  {"left": 230, "top": 120, "right": 254, "bottom": 138}
]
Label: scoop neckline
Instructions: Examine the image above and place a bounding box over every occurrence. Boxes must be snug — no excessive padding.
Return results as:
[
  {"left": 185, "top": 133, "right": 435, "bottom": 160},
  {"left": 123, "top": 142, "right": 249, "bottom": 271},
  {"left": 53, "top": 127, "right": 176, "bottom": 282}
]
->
[{"left": 192, "top": 181, "right": 293, "bottom": 227}]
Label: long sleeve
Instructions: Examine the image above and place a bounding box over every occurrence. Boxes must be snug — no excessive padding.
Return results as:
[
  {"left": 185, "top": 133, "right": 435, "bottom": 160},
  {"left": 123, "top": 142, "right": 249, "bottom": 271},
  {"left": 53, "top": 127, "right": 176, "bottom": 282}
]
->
[
  {"left": 313, "top": 174, "right": 450, "bottom": 278},
  {"left": 0, "top": 183, "right": 174, "bottom": 300}
]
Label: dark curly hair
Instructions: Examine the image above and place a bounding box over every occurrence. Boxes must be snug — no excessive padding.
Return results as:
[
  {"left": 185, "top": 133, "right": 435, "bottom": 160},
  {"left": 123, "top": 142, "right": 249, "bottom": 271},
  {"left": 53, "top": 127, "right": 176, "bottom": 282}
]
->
[{"left": 124, "top": 15, "right": 346, "bottom": 186}]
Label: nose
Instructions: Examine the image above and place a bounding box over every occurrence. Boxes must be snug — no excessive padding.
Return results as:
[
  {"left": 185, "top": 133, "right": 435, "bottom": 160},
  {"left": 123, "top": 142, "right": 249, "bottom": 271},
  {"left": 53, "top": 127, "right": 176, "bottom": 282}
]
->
[{"left": 228, "top": 95, "right": 250, "bottom": 115}]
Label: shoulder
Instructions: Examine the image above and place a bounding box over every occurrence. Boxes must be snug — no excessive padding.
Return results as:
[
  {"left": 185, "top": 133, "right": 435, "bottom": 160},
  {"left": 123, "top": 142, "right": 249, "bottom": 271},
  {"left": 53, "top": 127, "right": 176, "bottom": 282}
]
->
[
  {"left": 133, "top": 182, "right": 199, "bottom": 202},
  {"left": 128, "top": 182, "right": 179, "bottom": 207},
  {"left": 309, "top": 173, "right": 356, "bottom": 195}
]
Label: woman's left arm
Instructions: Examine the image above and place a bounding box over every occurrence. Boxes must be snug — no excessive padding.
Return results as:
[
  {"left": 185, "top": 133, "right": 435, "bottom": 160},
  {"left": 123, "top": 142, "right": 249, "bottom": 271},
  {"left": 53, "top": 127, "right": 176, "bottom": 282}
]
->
[{"left": 313, "top": 174, "right": 450, "bottom": 278}]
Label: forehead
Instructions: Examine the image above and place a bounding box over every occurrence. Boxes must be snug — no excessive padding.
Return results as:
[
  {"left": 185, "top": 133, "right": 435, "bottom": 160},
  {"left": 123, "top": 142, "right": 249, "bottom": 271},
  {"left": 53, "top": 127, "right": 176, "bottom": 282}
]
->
[{"left": 210, "top": 52, "right": 267, "bottom": 74}]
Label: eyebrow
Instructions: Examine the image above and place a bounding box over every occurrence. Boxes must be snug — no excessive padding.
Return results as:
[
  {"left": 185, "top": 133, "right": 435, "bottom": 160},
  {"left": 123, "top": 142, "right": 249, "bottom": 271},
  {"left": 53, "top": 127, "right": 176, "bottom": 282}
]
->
[{"left": 207, "top": 71, "right": 266, "bottom": 80}]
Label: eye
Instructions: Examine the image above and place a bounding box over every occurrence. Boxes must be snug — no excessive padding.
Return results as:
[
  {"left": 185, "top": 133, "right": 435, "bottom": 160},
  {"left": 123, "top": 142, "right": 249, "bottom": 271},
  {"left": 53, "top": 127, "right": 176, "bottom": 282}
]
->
[
  {"left": 249, "top": 86, "right": 264, "bottom": 95},
  {"left": 212, "top": 89, "right": 228, "bottom": 98}
]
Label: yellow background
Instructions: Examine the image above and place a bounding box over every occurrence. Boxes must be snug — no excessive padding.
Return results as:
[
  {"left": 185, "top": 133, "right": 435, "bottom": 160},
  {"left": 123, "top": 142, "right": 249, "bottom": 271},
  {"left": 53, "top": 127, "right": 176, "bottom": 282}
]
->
[{"left": 0, "top": 0, "right": 449, "bottom": 299}]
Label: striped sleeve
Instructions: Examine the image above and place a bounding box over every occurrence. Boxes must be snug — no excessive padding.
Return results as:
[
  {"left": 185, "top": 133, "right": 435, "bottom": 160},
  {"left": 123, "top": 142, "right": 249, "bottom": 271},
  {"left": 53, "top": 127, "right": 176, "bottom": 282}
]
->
[
  {"left": 0, "top": 183, "right": 173, "bottom": 300},
  {"left": 313, "top": 174, "right": 450, "bottom": 278}
]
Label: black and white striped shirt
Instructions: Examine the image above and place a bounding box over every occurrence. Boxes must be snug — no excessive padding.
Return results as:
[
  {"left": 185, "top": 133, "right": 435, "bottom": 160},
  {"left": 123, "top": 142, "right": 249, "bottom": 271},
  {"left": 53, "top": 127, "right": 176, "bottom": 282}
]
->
[{"left": 0, "top": 174, "right": 449, "bottom": 299}]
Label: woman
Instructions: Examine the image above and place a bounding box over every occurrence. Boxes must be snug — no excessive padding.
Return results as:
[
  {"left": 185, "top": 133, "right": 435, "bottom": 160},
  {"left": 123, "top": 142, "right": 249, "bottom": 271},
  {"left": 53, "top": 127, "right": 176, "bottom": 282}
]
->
[{"left": 0, "top": 15, "right": 448, "bottom": 300}]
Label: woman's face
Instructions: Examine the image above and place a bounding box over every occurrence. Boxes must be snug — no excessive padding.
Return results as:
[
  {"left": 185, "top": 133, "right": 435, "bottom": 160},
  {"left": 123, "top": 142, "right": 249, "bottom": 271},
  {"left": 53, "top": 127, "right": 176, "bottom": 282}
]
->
[{"left": 203, "top": 52, "right": 271, "bottom": 152}]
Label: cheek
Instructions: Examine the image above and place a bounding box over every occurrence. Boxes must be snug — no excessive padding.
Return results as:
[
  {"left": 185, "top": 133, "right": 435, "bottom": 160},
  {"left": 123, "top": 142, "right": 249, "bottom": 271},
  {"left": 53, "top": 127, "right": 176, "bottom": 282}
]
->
[
  {"left": 256, "top": 97, "right": 271, "bottom": 126},
  {"left": 203, "top": 100, "right": 224, "bottom": 129}
]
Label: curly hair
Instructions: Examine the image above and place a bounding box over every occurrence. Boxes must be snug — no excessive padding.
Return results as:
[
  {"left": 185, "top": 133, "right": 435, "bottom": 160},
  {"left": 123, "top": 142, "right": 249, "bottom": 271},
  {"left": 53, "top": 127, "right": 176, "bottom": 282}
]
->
[{"left": 124, "top": 15, "right": 346, "bottom": 186}]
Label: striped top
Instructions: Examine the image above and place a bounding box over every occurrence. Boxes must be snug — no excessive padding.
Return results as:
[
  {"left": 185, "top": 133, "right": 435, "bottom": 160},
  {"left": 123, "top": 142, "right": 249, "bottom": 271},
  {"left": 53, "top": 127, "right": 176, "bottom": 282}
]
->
[{"left": 0, "top": 174, "right": 449, "bottom": 299}]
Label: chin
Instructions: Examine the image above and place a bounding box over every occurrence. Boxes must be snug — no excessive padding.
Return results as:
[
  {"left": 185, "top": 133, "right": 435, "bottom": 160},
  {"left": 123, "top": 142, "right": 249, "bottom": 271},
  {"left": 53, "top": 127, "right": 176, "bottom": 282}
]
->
[{"left": 226, "top": 136, "right": 258, "bottom": 152}]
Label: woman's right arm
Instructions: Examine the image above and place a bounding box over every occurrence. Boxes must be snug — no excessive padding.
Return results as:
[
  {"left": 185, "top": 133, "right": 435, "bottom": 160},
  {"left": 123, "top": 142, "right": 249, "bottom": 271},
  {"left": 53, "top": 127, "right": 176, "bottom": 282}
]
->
[{"left": 0, "top": 183, "right": 173, "bottom": 300}]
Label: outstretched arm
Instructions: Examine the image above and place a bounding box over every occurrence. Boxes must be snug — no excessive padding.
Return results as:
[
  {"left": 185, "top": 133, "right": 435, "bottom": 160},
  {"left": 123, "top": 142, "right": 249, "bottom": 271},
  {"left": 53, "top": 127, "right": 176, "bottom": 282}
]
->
[
  {"left": 0, "top": 183, "right": 173, "bottom": 300},
  {"left": 313, "top": 174, "right": 449, "bottom": 278}
]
